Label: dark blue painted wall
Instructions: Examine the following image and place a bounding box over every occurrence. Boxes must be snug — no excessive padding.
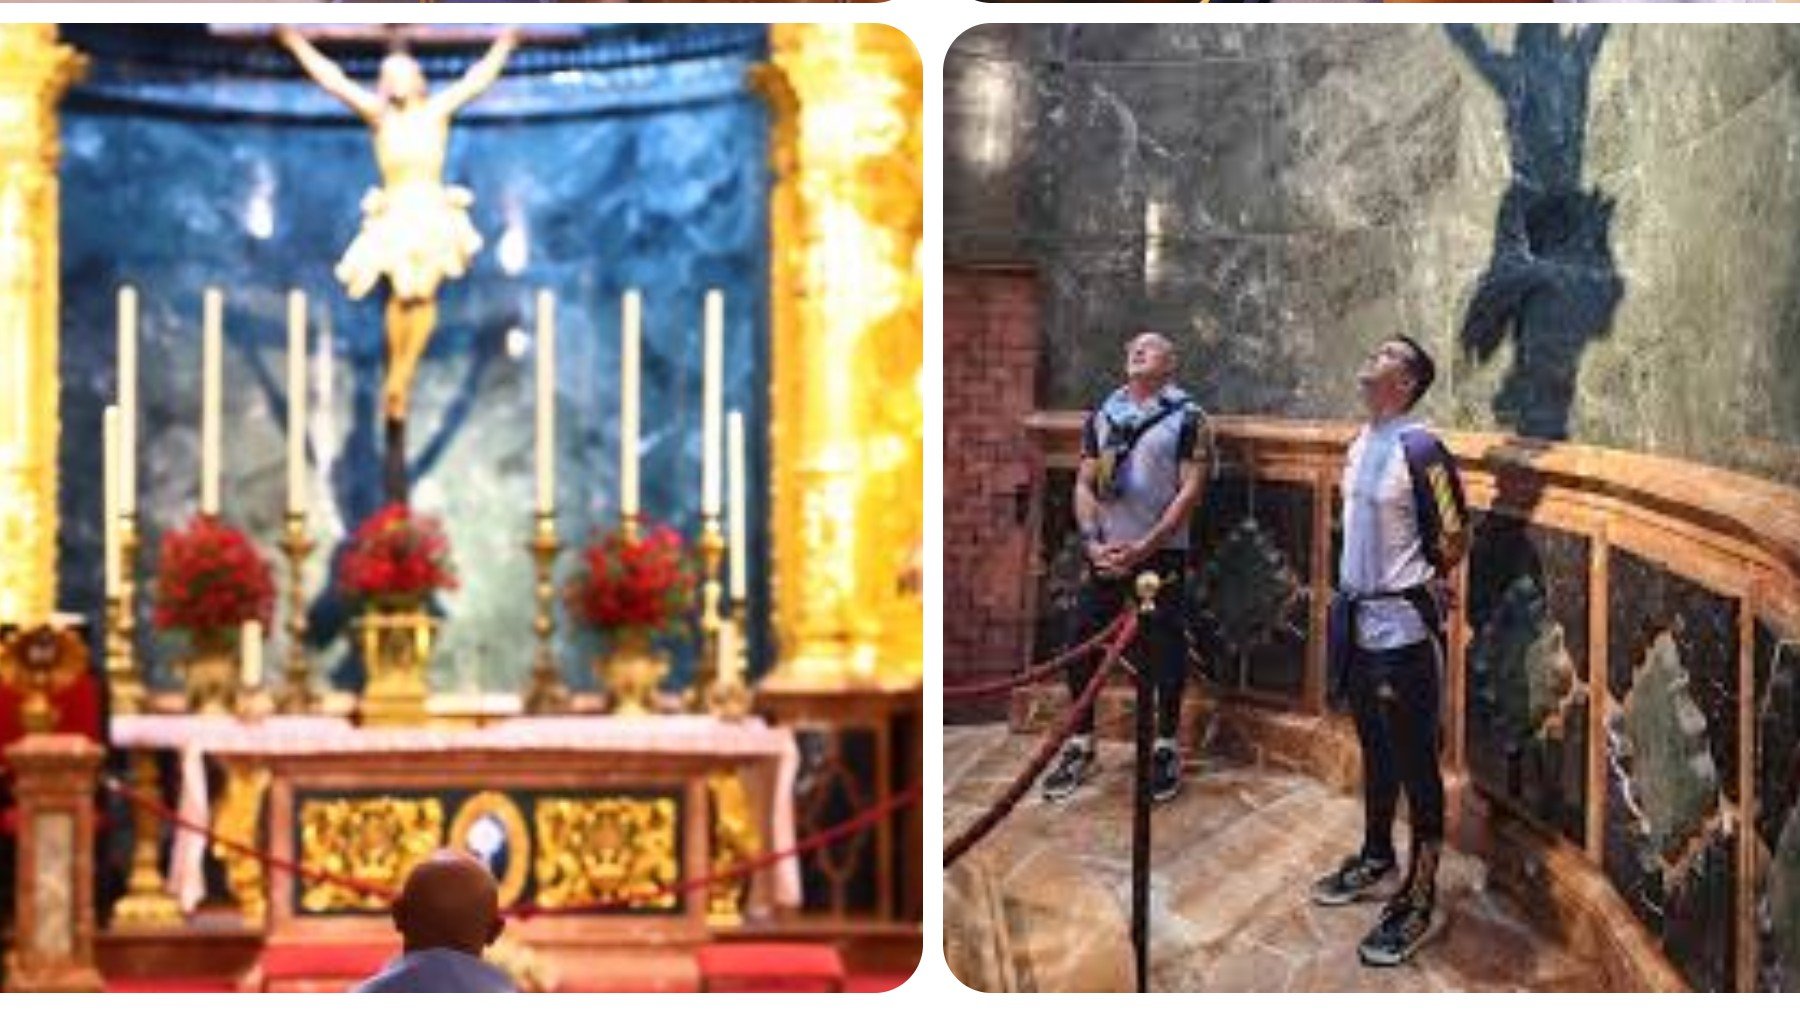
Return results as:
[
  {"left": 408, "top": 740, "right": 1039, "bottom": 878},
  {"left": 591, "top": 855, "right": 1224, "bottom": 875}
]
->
[{"left": 56, "top": 25, "right": 772, "bottom": 693}]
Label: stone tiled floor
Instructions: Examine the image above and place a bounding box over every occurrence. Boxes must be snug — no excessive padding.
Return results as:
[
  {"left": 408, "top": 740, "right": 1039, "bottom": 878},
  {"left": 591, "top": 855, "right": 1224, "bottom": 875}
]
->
[{"left": 944, "top": 724, "right": 1607, "bottom": 992}]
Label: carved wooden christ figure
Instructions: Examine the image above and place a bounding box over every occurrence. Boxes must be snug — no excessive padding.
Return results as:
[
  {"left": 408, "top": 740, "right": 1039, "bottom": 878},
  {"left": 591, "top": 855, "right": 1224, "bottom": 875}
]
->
[{"left": 277, "top": 26, "right": 518, "bottom": 502}]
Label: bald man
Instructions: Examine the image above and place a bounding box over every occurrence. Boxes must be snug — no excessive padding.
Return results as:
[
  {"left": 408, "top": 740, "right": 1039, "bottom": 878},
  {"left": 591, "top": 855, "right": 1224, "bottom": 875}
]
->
[
  {"left": 355, "top": 850, "right": 518, "bottom": 992},
  {"left": 1042, "top": 331, "right": 1212, "bottom": 805}
]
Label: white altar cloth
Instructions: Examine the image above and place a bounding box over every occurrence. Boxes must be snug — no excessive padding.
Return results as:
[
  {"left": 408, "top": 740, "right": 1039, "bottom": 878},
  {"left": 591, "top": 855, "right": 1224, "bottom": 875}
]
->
[{"left": 109, "top": 714, "right": 802, "bottom": 915}]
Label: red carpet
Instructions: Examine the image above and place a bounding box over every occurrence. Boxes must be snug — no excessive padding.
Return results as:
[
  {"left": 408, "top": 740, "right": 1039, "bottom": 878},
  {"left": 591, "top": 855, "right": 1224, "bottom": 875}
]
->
[{"left": 104, "top": 940, "right": 899, "bottom": 992}]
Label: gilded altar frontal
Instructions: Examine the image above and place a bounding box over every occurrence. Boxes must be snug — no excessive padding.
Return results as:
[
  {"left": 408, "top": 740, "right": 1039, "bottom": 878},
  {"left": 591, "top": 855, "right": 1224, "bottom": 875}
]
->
[{"left": 0, "top": 23, "right": 920, "bottom": 993}]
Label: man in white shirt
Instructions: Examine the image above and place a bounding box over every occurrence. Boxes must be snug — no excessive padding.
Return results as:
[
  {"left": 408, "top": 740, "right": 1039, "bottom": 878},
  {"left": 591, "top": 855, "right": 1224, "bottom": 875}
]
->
[
  {"left": 355, "top": 850, "right": 519, "bottom": 992},
  {"left": 1310, "top": 335, "right": 1469, "bottom": 968}
]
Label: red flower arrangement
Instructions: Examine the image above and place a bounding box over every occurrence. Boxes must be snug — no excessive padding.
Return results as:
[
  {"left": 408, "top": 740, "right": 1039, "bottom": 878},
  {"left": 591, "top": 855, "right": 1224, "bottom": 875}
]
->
[
  {"left": 152, "top": 516, "right": 276, "bottom": 636},
  {"left": 337, "top": 504, "right": 459, "bottom": 611},
  {"left": 563, "top": 525, "right": 700, "bottom": 638}
]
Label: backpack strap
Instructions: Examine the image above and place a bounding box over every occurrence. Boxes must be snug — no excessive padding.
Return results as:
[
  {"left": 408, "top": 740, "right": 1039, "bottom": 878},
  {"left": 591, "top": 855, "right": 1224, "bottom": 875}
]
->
[{"left": 1398, "top": 428, "right": 1470, "bottom": 576}]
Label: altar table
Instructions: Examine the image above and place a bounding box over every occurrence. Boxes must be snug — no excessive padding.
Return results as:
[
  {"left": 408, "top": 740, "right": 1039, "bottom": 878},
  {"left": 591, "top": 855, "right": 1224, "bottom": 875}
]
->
[{"left": 110, "top": 714, "right": 801, "bottom": 945}]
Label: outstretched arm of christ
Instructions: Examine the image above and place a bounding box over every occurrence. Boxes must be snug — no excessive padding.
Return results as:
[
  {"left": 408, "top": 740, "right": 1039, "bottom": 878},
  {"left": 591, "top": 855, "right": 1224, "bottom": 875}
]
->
[
  {"left": 276, "top": 27, "right": 381, "bottom": 122},
  {"left": 432, "top": 28, "right": 520, "bottom": 116}
]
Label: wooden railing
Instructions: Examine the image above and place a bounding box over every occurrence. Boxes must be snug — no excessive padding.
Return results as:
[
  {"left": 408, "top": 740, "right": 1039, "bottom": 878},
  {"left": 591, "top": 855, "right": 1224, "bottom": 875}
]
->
[{"left": 1023, "top": 412, "right": 1800, "bottom": 992}]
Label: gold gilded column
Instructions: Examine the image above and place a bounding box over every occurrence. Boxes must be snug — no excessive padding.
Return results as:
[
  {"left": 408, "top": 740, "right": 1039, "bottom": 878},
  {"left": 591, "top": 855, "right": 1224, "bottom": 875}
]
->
[
  {"left": 0, "top": 26, "right": 85, "bottom": 627},
  {"left": 757, "top": 26, "right": 922, "bottom": 686}
]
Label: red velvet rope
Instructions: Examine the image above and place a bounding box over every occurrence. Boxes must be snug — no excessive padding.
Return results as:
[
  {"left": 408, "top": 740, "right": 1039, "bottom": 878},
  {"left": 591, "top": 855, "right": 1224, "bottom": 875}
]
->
[
  {"left": 101, "top": 774, "right": 401, "bottom": 902},
  {"left": 942, "top": 612, "right": 1128, "bottom": 702},
  {"left": 100, "top": 772, "right": 922, "bottom": 917},
  {"left": 943, "top": 609, "right": 1140, "bottom": 868}
]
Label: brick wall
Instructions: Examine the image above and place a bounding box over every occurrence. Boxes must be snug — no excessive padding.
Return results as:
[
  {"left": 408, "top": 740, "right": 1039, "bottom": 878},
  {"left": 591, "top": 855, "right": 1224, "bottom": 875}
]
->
[{"left": 944, "top": 265, "right": 1041, "bottom": 722}]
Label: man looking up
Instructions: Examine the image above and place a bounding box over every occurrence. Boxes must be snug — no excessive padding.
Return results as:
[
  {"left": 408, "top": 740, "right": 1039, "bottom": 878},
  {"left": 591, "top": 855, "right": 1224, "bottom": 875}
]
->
[
  {"left": 1041, "top": 331, "right": 1212, "bottom": 805},
  {"left": 1310, "top": 334, "right": 1470, "bottom": 968}
]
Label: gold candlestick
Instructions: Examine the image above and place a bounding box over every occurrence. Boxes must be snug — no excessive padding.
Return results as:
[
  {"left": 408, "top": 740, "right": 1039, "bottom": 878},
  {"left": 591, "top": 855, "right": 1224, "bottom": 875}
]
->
[
  {"left": 111, "top": 749, "right": 183, "bottom": 927},
  {"left": 688, "top": 515, "right": 726, "bottom": 713},
  {"left": 705, "top": 601, "right": 751, "bottom": 721},
  {"left": 524, "top": 510, "right": 567, "bottom": 713},
  {"left": 620, "top": 509, "right": 640, "bottom": 546},
  {"left": 106, "top": 515, "right": 145, "bottom": 716},
  {"left": 275, "top": 511, "right": 317, "bottom": 714}
]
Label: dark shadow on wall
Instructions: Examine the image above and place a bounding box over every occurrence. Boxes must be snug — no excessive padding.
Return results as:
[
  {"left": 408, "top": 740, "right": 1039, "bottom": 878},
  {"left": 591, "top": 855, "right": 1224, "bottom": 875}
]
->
[{"left": 1450, "top": 24, "right": 1624, "bottom": 447}]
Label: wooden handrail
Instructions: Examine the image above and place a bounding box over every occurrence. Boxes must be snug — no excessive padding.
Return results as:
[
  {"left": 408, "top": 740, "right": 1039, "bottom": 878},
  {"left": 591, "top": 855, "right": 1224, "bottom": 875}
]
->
[{"left": 1023, "top": 411, "right": 1800, "bottom": 587}]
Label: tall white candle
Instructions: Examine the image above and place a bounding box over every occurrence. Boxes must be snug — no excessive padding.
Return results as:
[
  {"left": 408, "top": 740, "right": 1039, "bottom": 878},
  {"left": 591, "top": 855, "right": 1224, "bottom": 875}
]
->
[
  {"left": 536, "top": 289, "right": 556, "bottom": 515},
  {"left": 287, "top": 290, "right": 306, "bottom": 515},
  {"left": 241, "top": 620, "right": 262, "bottom": 689},
  {"left": 701, "top": 290, "right": 724, "bottom": 517},
  {"left": 717, "top": 618, "right": 739, "bottom": 688},
  {"left": 103, "top": 406, "right": 121, "bottom": 598},
  {"left": 727, "top": 411, "right": 747, "bottom": 602},
  {"left": 201, "top": 288, "right": 223, "bottom": 516},
  {"left": 117, "top": 287, "right": 137, "bottom": 516},
  {"left": 620, "top": 290, "right": 641, "bottom": 519}
]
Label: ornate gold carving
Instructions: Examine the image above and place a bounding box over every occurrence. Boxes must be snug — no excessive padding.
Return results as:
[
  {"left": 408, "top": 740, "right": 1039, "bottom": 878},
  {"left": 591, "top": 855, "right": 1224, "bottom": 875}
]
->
[
  {"left": 355, "top": 611, "right": 438, "bottom": 726},
  {"left": 182, "top": 633, "right": 238, "bottom": 715},
  {"left": 532, "top": 795, "right": 680, "bottom": 912},
  {"left": 111, "top": 750, "right": 182, "bottom": 928},
  {"left": 707, "top": 772, "right": 760, "bottom": 926},
  {"left": 0, "top": 624, "right": 87, "bottom": 734},
  {"left": 0, "top": 27, "right": 84, "bottom": 628},
  {"left": 298, "top": 796, "right": 443, "bottom": 913},
  {"left": 449, "top": 791, "right": 531, "bottom": 911},
  {"left": 212, "top": 762, "right": 271, "bottom": 926},
  {"left": 759, "top": 27, "right": 922, "bottom": 687}
]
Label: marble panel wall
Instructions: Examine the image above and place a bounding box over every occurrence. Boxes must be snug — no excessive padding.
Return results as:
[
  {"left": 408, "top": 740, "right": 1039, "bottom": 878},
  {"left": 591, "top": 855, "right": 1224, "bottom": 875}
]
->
[
  {"left": 1032, "top": 464, "right": 1311, "bottom": 701},
  {"left": 1464, "top": 513, "right": 1590, "bottom": 844},
  {"left": 1602, "top": 548, "right": 1740, "bottom": 991},
  {"left": 1755, "top": 620, "right": 1800, "bottom": 991},
  {"left": 945, "top": 24, "right": 1800, "bottom": 486}
]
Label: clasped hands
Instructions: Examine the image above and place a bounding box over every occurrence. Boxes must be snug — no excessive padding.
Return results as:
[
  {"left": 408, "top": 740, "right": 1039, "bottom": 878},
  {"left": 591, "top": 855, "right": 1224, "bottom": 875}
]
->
[{"left": 1086, "top": 538, "right": 1152, "bottom": 579}]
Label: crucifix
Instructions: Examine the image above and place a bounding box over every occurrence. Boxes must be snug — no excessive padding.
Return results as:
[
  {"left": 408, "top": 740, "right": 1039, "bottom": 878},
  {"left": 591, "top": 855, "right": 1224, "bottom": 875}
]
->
[{"left": 266, "top": 23, "right": 539, "bottom": 504}]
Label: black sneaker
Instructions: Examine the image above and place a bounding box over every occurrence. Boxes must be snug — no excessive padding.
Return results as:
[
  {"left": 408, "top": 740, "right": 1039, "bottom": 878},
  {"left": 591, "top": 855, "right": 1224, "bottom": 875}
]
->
[
  {"left": 1041, "top": 741, "right": 1095, "bottom": 802},
  {"left": 1309, "top": 852, "right": 1397, "bottom": 907},
  {"left": 1357, "top": 896, "right": 1445, "bottom": 967},
  {"left": 1150, "top": 745, "right": 1182, "bottom": 803}
]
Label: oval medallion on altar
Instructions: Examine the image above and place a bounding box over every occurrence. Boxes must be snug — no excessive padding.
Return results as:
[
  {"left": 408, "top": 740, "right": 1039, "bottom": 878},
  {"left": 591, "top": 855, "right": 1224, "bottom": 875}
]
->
[{"left": 450, "top": 791, "right": 531, "bottom": 910}]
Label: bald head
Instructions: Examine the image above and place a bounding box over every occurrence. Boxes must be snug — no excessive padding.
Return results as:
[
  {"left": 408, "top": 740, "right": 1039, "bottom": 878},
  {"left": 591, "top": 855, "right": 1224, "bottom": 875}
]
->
[
  {"left": 393, "top": 850, "right": 503, "bottom": 956},
  {"left": 1125, "top": 331, "right": 1177, "bottom": 389}
]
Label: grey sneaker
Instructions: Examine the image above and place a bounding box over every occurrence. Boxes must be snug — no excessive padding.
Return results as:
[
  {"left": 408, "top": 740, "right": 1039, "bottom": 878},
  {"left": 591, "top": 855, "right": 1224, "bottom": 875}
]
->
[
  {"left": 1041, "top": 741, "right": 1095, "bottom": 802},
  {"left": 1357, "top": 896, "right": 1445, "bottom": 967},
  {"left": 1150, "top": 745, "right": 1182, "bottom": 803},
  {"left": 1309, "top": 852, "right": 1397, "bottom": 907}
]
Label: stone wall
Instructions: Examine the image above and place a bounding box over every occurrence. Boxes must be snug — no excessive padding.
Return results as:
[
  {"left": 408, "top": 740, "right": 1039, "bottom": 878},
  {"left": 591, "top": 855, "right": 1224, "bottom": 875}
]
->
[{"left": 945, "top": 24, "right": 1800, "bottom": 486}]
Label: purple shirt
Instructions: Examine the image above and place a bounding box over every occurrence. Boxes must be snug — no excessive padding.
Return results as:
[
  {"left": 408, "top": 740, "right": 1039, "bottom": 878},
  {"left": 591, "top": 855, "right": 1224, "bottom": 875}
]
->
[{"left": 354, "top": 948, "right": 518, "bottom": 993}]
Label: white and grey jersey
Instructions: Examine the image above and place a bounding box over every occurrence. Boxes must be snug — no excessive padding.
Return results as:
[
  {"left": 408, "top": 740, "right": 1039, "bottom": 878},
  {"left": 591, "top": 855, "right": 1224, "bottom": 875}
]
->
[
  {"left": 1082, "top": 385, "right": 1210, "bottom": 551},
  {"left": 1339, "top": 416, "right": 1438, "bottom": 650}
]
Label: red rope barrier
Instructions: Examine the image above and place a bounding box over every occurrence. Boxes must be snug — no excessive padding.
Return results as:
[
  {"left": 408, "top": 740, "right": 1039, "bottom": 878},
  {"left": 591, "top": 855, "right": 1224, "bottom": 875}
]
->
[
  {"left": 509, "top": 782, "right": 922, "bottom": 919},
  {"left": 100, "top": 771, "right": 922, "bottom": 917},
  {"left": 943, "top": 612, "right": 1128, "bottom": 702},
  {"left": 101, "top": 774, "right": 399, "bottom": 902},
  {"left": 943, "top": 609, "right": 1140, "bottom": 868}
]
